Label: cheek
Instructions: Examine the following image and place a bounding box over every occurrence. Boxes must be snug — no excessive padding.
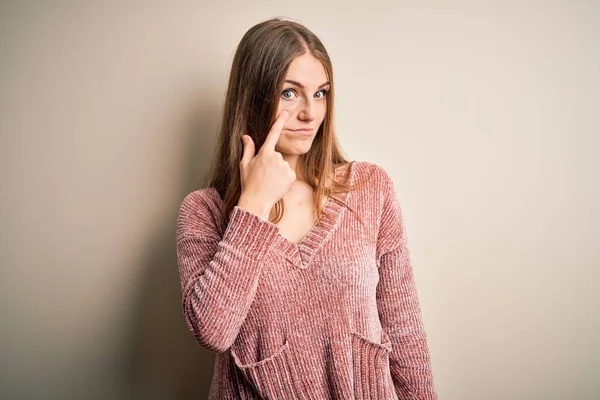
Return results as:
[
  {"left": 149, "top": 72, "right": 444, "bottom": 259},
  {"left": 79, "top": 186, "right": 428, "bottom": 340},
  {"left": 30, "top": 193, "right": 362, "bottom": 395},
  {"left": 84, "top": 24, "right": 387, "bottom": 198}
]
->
[
  {"left": 317, "top": 104, "right": 327, "bottom": 121},
  {"left": 277, "top": 101, "right": 296, "bottom": 112},
  {"left": 320, "top": 102, "right": 327, "bottom": 115}
]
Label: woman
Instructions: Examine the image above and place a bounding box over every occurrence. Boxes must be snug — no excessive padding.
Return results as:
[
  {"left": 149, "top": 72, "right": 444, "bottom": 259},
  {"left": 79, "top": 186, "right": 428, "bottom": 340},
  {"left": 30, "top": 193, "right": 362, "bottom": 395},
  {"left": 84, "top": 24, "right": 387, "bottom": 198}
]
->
[{"left": 176, "top": 17, "right": 438, "bottom": 399}]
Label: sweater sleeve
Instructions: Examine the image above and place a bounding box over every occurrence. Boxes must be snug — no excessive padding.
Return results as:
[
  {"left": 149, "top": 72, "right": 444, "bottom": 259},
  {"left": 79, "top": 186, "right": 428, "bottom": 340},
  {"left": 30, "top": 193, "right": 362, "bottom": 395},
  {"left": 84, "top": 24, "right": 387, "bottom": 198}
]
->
[
  {"left": 176, "top": 190, "right": 281, "bottom": 353},
  {"left": 375, "top": 167, "right": 438, "bottom": 400}
]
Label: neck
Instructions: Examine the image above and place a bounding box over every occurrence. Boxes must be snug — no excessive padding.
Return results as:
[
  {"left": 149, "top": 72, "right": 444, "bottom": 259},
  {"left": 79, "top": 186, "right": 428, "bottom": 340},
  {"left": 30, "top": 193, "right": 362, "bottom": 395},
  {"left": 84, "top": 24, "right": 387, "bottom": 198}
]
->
[{"left": 282, "top": 153, "right": 300, "bottom": 175}]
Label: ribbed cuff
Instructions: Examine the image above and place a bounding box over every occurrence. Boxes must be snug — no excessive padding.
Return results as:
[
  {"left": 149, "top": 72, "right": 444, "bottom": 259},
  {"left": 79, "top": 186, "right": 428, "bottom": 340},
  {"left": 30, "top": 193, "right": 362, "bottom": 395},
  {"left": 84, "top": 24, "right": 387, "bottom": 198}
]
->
[{"left": 222, "top": 205, "right": 281, "bottom": 260}]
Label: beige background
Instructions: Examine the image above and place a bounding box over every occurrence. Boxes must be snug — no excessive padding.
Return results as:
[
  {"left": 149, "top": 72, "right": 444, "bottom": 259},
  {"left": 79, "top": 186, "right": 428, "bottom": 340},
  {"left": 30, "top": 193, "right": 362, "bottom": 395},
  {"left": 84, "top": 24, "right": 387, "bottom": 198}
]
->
[{"left": 1, "top": 1, "right": 598, "bottom": 399}]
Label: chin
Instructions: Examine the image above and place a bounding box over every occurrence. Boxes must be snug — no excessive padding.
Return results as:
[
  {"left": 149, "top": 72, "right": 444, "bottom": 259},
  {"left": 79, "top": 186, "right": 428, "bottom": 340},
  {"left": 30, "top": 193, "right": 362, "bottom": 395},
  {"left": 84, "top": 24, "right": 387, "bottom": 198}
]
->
[
  {"left": 277, "top": 143, "right": 313, "bottom": 155},
  {"left": 277, "top": 137, "right": 314, "bottom": 152},
  {"left": 281, "top": 148, "right": 311, "bottom": 155}
]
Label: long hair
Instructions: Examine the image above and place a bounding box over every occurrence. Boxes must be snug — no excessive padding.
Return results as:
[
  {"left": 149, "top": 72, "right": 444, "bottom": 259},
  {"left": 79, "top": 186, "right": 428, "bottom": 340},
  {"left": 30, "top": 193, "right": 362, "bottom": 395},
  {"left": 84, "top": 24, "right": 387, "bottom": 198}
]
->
[{"left": 202, "top": 17, "right": 367, "bottom": 224}]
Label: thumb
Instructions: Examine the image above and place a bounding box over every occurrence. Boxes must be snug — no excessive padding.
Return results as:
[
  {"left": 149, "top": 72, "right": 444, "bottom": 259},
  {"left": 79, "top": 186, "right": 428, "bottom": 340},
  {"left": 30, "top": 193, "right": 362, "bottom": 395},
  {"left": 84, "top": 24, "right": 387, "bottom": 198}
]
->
[{"left": 240, "top": 135, "right": 255, "bottom": 166}]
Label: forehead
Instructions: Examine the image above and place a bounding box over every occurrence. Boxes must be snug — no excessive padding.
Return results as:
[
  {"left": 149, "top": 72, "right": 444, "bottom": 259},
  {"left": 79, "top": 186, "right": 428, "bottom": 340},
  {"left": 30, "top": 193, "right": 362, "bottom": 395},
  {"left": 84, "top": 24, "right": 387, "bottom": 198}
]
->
[{"left": 285, "top": 53, "right": 328, "bottom": 84}]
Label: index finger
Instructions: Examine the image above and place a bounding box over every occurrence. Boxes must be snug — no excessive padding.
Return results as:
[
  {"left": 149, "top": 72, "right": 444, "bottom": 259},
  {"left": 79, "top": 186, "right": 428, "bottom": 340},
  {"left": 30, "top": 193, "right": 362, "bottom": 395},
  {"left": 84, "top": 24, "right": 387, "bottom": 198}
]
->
[{"left": 261, "top": 111, "right": 289, "bottom": 152}]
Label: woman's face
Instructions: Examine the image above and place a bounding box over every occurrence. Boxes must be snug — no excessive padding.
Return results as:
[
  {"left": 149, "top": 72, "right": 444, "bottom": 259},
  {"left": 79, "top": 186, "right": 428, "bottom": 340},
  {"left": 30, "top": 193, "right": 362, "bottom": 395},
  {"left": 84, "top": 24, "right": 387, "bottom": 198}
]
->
[{"left": 274, "top": 53, "right": 329, "bottom": 154}]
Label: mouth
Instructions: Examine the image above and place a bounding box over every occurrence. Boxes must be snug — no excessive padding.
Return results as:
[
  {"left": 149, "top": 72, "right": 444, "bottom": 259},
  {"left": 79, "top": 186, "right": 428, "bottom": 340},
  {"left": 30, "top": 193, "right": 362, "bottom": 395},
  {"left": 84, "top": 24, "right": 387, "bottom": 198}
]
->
[{"left": 284, "top": 128, "right": 314, "bottom": 136}]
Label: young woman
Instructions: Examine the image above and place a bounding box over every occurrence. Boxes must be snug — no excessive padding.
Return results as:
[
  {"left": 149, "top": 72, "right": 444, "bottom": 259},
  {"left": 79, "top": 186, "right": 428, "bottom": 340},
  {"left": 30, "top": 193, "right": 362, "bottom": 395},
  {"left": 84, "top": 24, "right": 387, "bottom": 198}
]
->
[{"left": 176, "top": 17, "right": 438, "bottom": 399}]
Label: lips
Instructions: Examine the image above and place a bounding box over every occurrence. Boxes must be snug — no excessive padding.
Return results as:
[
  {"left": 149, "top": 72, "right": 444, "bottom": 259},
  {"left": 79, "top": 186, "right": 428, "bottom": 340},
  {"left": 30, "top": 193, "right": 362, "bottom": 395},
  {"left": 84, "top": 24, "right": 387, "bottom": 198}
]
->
[{"left": 285, "top": 128, "right": 313, "bottom": 137}]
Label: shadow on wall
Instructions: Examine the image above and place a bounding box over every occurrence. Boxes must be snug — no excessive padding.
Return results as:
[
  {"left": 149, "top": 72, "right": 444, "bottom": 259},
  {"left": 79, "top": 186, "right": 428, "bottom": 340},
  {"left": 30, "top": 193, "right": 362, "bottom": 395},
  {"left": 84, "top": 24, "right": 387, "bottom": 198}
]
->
[{"left": 122, "top": 94, "right": 222, "bottom": 399}]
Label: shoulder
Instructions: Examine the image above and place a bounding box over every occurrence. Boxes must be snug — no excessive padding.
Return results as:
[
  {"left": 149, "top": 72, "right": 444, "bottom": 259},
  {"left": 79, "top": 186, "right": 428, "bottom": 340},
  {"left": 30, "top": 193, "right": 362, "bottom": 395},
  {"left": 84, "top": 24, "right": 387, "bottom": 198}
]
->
[
  {"left": 178, "top": 187, "right": 220, "bottom": 215},
  {"left": 347, "top": 160, "right": 395, "bottom": 190},
  {"left": 176, "top": 187, "right": 223, "bottom": 238}
]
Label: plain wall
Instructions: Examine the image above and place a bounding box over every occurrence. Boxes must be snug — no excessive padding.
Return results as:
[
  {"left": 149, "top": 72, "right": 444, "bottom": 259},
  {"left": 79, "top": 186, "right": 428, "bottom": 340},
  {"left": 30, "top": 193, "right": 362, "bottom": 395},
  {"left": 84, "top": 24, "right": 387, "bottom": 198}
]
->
[{"left": 1, "top": 1, "right": 598, "bottom": 399}]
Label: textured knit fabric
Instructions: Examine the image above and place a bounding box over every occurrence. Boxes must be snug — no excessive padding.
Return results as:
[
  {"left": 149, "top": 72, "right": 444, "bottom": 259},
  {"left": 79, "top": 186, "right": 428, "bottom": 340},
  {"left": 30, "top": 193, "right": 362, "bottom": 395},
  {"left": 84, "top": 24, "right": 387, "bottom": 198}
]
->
[{"left": 176, "top": 160, "right": 438, "bottom": 399}]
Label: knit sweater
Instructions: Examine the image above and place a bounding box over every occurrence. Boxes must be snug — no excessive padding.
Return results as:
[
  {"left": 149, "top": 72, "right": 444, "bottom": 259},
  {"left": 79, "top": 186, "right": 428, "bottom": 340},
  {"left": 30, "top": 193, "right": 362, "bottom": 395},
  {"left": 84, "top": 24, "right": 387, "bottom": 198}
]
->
[{"left": 176, "top": 160, "right": 438, "bottom": 399}]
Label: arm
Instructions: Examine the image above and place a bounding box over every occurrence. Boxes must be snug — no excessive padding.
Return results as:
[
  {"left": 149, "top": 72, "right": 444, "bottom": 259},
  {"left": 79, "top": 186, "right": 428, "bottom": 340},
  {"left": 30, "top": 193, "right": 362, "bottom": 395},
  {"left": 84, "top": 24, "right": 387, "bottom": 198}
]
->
[
  {"left": 176, "top": 190, "right": 281, "bottom": 353},
  {"left": 375, "top": 167, "right": 438, "bottom": 399}
]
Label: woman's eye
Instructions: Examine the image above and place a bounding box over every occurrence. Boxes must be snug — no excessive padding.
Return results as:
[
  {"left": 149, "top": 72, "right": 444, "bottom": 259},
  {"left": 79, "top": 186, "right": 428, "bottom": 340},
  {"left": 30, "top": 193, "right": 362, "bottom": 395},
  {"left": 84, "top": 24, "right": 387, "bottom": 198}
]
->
[
  {"left": 315, "top": 89, "right": 328, "bottom": 99},
  {"left": 281, "top": 89, "right": 296, "bottom": 99}
]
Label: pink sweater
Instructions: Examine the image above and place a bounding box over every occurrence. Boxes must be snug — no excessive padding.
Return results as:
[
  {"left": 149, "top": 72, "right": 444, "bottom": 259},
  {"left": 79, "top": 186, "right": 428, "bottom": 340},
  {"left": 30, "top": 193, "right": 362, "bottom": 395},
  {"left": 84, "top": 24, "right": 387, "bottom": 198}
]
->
[{"left": 176, "top": 161, "right": 438, "bottom": 399}]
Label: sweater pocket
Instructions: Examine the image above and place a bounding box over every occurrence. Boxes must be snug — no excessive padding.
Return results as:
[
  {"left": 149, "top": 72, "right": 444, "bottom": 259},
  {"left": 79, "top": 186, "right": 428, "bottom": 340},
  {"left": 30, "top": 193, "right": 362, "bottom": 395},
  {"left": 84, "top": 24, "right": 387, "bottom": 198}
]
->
[
  {"left": 351, "top": 330, "right": 398, "bottom": 400},
  {"left": 230, "top": 339, "right": 306, "bottom": 399}
]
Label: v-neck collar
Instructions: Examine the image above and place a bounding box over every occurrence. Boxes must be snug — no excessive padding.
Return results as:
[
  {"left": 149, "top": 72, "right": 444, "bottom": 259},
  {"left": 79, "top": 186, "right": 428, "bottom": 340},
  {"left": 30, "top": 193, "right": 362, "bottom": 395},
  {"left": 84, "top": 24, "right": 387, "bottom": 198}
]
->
[
  {"left": 270, "top": 163, "right": 355, "bottom": 269},
  {"left": 213, "top": 163, "right": 355, "bottom": 270},
  {"left": 271, "top": 186, "right": 348, "bottom": 269}
]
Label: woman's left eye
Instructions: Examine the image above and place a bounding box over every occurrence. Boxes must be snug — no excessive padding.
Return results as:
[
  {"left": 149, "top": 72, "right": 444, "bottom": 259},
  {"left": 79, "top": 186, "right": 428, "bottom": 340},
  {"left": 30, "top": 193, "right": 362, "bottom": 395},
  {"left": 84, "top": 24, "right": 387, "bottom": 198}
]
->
[{"left": 315, "top": 89, "right": 328, "bottom": 99}]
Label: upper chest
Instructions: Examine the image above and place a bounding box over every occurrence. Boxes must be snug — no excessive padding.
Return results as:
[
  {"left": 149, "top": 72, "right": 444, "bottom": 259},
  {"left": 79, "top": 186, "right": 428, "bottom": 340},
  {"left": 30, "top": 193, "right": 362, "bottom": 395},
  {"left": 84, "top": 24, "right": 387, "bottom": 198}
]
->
[{"left": 271, "top": 190, "right": 328, "bottom": 245}]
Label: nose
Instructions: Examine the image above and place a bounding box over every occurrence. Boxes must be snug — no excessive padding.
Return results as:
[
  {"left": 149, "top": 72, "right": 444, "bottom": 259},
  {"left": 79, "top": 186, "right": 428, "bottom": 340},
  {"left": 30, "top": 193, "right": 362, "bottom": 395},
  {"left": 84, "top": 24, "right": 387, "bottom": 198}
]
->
[{"left": 297, "top": 98, "right": 316, "bottom": 122}]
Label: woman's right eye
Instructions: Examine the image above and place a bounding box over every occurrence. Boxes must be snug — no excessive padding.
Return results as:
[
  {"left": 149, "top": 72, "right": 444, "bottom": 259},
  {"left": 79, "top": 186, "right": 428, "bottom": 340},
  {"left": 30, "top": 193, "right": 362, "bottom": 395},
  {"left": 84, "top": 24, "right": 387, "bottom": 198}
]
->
[{"left": 281, "top": 89, "right": 296, "bottom": 100}]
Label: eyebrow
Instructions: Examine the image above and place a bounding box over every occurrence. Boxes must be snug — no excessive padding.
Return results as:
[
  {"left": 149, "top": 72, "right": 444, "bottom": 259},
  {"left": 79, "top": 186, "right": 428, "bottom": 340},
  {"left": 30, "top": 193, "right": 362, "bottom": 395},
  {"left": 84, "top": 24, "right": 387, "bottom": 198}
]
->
[{"left": 284, "top": 79, "right": 330, "bottom": 89}]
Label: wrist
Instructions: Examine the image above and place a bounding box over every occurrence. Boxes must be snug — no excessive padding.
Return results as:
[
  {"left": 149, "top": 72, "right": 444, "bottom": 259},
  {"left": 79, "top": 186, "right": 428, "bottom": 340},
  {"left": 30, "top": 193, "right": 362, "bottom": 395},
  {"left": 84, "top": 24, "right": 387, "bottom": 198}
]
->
[{"left": 237, "top": 196, "right": 272, "bottom": 221}]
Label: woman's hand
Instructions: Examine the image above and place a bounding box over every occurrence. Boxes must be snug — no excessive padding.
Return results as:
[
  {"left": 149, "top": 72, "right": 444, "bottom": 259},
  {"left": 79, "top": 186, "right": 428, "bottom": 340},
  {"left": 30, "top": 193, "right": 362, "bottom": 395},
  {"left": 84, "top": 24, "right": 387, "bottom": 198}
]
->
[{"left": 238, "top": 111, "right": 295, "bottom": 220}]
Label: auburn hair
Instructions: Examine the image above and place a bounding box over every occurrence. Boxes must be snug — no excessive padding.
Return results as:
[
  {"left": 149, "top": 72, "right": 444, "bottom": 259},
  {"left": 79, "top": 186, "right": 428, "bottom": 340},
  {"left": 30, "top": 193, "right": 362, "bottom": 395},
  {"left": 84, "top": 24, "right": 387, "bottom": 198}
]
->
[{"left": 202, "top": 17, "right": 368, "bottom": 225}]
